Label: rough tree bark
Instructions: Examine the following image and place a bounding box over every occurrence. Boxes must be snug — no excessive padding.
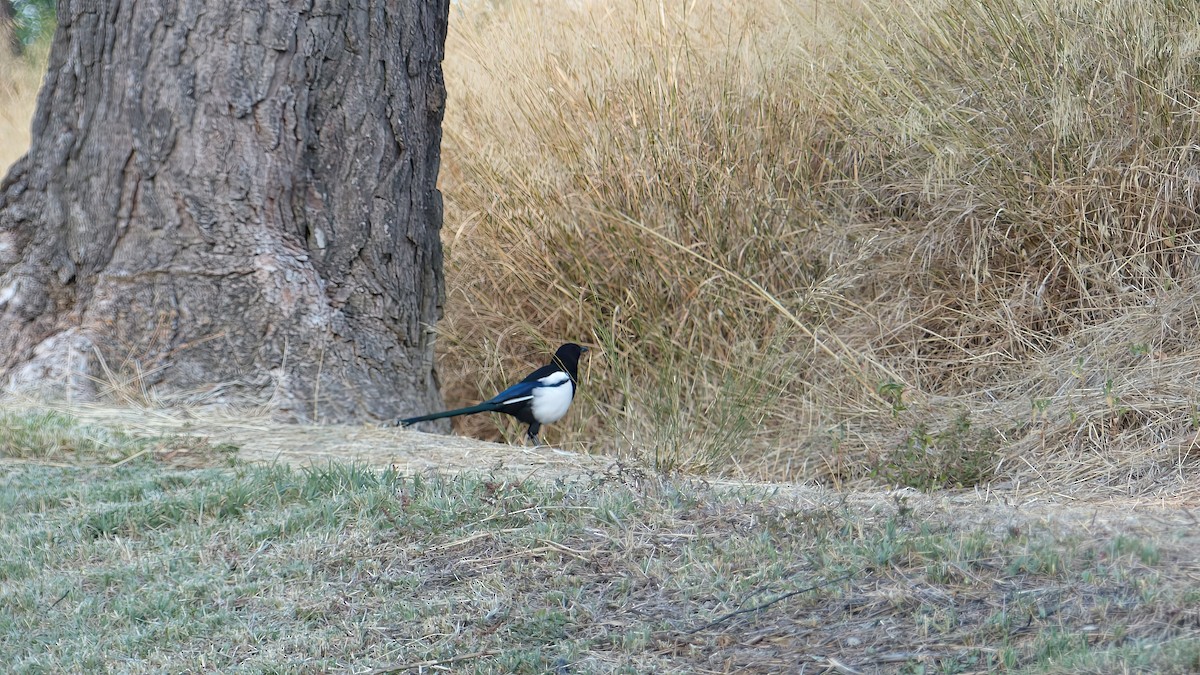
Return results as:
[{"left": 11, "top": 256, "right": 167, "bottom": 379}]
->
[{"left": 0, "top": 0, "right": 449, "bottom": 422}]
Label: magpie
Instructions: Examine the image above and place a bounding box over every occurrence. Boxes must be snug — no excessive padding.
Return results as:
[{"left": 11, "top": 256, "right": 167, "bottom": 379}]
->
[{"left": 396, "top": 343, "right": 589, "bottom": 445}]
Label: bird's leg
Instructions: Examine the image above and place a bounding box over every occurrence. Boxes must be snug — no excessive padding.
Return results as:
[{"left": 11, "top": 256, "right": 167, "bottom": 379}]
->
[{"left": 523, "top": 423, "right": 542, "bottom": 452}]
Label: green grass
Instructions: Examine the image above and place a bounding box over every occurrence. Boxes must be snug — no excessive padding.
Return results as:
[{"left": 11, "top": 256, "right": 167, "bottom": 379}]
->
[
  {"left": 0, "top": 409, "right": 237, "bottom": 468},
  {"left": 1, "top": 413, "right": 1197, "bottom": 673},
  {"left": 872, "top": 410, "right": 1003, "bottom": 491},
  {"left": 0, "top": 410, "right": 147, "bottom": 463}
]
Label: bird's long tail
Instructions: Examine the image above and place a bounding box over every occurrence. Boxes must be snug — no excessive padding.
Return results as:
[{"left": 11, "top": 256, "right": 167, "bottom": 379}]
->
[{"left": 396, "top": 402, "right": 499, "bottom": 427}]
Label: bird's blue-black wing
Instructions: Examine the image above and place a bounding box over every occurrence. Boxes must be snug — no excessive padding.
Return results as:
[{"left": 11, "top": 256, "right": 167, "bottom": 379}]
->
[
  {"left": 485, "top": 364, "right": 561, "bottom": 405},
  {"left": 486, "top": 380, "right": 537, "bottom": 405}
]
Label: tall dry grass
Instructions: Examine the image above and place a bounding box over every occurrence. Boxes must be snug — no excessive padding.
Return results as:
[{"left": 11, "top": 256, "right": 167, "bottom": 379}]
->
[
  {"left": 0, "top": 38, "right": 42, "bottom": 174},
  {"left": 439, "top": 0, "right": 1200, "bottom": 496}
]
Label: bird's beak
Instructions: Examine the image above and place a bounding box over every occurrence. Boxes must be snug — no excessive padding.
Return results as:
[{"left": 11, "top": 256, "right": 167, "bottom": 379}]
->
[{"left": 581, "top": 346, "right": 590, "bottom": 353}]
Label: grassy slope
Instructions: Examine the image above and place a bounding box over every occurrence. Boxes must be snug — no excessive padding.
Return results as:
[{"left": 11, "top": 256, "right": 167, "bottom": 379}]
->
[{"left": 3, "top": 410, "right": 1200, "bottom": 673}]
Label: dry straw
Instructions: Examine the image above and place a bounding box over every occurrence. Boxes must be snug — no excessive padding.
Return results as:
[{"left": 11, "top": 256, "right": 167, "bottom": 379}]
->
[
  {"left": 0, "top": 40, "right": 43, "bottom": 174},
  {"left": 438, "top": 0, "right": 1200, "bottom": 498}
]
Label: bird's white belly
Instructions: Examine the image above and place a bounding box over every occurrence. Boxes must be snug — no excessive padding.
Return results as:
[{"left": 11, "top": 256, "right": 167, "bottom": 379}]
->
[{"left": 531, "top": 379, "right": 574, "bottom": 423}]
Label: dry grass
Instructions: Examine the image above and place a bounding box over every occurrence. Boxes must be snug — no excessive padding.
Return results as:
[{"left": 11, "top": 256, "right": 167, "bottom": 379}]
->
[
  {"left": 0, "top": 38, "right": 42, "bottom": 174},
  {"left": 438, "top": 0, "right": 1200, "bottom": 495}
]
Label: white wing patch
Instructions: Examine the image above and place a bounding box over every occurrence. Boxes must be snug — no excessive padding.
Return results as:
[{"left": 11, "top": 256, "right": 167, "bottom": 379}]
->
[
  {"left": 537, "top": 371, "right": 571, "bottom": 387},
  {"left": 496, "top": 395, "right": 533, "bottom": 405},
  {"left": 531, "top": 373, "right": 574, "bottom": 423}
]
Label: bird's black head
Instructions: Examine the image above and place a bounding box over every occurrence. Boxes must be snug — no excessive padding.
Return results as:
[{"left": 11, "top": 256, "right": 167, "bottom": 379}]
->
[{"left": 551, "top": 343, "right": 589, "bottom": 380}]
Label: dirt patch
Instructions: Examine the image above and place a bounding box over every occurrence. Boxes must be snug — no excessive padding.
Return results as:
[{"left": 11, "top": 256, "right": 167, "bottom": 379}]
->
[{"left": 19, "top": 400, "right": 614, "bottom": 480}]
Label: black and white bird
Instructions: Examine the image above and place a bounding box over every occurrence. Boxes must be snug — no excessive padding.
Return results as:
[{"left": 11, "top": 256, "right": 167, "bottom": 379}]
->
[{"left": 396, "top": 343, "right": 589, "bottom": 445}]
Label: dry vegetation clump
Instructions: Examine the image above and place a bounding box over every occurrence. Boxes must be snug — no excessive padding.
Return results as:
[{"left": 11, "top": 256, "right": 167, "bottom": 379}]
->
[
  {"left": 438, "top": 0, "right": 1200, "bottom": 496},
  {"left": 0, "top": 40, "right": 43, "bottom": 174}
]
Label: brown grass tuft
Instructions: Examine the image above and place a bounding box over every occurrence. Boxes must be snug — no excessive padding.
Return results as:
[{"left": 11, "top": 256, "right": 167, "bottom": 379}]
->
[
  {"left": 0, "top": 39, "right": 43, "bottom": 175},
  {"left": 439, "top": 0, "right": 1200, "bottom": 497}
]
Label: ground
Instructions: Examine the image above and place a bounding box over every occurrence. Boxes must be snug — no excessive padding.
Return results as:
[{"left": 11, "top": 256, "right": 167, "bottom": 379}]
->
[{"left": 2, "top": 399, "right": 1199, "bottom": 673}]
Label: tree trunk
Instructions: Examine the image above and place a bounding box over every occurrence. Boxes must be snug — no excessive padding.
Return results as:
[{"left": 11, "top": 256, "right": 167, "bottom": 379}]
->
[
  {"left": 0, "top": 0, "right": 449, "bottom": 422},
  {"left": 0, "top": 0, "right": 21, "bottom": 57}
]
